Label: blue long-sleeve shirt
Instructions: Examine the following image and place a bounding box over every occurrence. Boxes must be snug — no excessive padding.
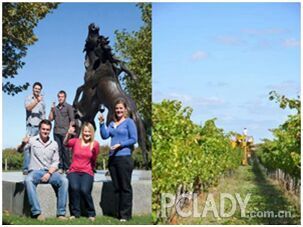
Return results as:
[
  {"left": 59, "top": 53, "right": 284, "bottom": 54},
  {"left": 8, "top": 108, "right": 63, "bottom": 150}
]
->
[{"left": 100, "top": 118, "right": 138, "bottom": 156}]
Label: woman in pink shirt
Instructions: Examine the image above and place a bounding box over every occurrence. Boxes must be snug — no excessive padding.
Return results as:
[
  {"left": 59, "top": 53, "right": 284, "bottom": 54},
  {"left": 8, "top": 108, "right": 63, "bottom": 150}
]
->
[{"left": 63, "top": 122, "right": 99, "bottom": 221}]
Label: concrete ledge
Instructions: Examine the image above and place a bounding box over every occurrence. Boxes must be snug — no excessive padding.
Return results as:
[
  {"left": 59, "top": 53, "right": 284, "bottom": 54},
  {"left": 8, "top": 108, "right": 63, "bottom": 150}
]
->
[{"left": 3, "top": 171, "right": 151, "bottom": 217}]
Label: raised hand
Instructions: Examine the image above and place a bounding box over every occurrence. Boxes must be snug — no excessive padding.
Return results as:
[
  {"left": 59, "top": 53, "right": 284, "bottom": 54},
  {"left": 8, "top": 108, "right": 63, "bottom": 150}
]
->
[
  {"left": 98, "top": 114, "right": 105, "bottom": 124},
  {"left": 68, "top": 121, "right": 76, "bottom": 135},
  {"left": 36, "top": 95, "right": 43, "bottom": 102},
  {"left": 22, "top": 135, "right": 30, "bottom": 144},
  {"left": 17, "top": 135, "right": 30, "bottom": 153},
  {"left": 51, "top": 101, "right": 56, "bottom": 110}
]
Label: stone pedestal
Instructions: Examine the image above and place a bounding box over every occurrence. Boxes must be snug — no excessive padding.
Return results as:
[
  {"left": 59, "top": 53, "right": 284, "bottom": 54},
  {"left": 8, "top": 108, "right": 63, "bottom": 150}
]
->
[{"left": 2, "top": 171, "right": 151, "bottom": 217}]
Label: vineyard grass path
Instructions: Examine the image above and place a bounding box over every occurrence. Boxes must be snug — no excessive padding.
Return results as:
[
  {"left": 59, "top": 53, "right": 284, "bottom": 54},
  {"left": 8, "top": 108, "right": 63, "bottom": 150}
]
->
[{"left": 176, "top": 161, "right": 300, "bottom": 225}]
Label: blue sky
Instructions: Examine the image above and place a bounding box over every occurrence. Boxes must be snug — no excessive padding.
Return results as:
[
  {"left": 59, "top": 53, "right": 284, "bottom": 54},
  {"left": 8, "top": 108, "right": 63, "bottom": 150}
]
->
[
  {"left": 3, "top": 3, "right": 143, "bottom": 148},
  {"left": 152, "top": 3, "right": 300, "bottom": 143},
  {"left": 2, "top": 3, "right": 301, "bottom": 148}
]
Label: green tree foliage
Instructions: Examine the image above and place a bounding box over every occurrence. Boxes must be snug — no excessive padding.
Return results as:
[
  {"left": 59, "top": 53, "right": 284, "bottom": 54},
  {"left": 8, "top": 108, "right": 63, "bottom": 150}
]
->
[
  {"left": 3, "top": 146, "right": 148, "bottom": 171},
  {"left": 114, "top": 3, "right": 151, "bottom": 131},
  {"left": 152, "top": 100, "right": 242, "bottom": 222},
  {"left": 256, "top": 91, "right": 300, "bottom": 178},
  {"left": 2, "top": 2, "right": 59, "bottom": 95},
  {"left": 2, "top": 148, "right": 23, "bottom": 170}
]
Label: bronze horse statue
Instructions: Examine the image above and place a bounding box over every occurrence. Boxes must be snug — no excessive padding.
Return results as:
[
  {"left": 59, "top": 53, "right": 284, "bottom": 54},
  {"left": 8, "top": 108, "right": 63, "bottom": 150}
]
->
[{"left": 73, "top": 23, "right": 148, "bottom": 164}]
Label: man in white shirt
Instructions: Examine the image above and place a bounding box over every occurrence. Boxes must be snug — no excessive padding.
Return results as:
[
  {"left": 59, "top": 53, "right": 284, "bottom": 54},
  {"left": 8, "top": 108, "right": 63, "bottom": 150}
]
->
[{"left": 19, "top": 119, "right": 68, "bottom": 221}]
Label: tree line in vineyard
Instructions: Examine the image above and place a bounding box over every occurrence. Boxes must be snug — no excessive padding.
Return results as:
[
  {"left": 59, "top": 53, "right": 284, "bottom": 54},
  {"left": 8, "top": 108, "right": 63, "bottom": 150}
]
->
[
  {"left": 152, "top": 100, "right": 243, "bottom": 222},
  {"left": 256, "top": 91, "right": 301, "bottom": 180}
]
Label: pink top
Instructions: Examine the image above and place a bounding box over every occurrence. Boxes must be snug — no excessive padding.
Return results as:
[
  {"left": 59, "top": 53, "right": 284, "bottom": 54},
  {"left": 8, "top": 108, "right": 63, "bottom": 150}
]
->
[{"left": 66, "top": 138, "right": 100, "bottom": 176}]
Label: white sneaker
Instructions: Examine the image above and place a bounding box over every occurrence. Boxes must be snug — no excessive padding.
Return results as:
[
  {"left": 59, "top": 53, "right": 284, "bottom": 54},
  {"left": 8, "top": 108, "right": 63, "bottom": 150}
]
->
[
  {"left": 120, "top": 219, "right": 127, "bottom": 222},
  {"left": 88, "top": 216, "right": 96, "bottom": 221},
  {"left": 36, "top": 214, "right": 46, "bottom": 221},
  {"left": 58, "top": 169, "right": 64, "bottom": 174}
]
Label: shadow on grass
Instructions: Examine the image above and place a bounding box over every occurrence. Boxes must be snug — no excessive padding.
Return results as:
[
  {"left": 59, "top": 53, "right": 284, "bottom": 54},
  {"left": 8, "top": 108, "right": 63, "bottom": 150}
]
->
[{"left": 250, "top": 160, "right": 300, "bottom": 225}]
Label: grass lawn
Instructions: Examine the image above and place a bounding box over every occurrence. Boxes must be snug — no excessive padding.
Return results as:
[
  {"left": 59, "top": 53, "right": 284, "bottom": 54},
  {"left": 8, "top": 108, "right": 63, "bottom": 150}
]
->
[
  {"left": 2, "top": 212, "right": 153, "bottom": 225},
  {"left": 175, "top": 162, "right": 300, "bottom": 225}
]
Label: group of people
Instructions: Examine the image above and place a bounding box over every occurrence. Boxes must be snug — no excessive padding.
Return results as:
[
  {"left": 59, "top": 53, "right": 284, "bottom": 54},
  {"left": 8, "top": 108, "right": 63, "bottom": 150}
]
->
[{"left": 18, "top": 82, "right": 138, "bottom": 222}]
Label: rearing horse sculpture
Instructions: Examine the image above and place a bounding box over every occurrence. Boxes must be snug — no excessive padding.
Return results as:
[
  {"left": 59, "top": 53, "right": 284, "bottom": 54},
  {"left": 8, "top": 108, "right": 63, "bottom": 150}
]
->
[{"left": 73, "top": 23, "right": 148, "bottom": 164}]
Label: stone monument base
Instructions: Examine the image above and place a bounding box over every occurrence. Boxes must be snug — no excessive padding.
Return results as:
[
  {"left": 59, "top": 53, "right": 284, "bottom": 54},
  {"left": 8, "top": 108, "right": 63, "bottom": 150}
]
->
[{"left": 2, "top": 170, "right": 151, "bottom": 218}]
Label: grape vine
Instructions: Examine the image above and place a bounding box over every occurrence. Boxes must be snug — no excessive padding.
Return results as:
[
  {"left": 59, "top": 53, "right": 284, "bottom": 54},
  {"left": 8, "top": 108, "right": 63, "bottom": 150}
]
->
[
  {"left": 152, "top": 100, "right": 243, "bottom": 222},
  {"left": 256, "top": 91, "right": 301, "bottom": 179}
]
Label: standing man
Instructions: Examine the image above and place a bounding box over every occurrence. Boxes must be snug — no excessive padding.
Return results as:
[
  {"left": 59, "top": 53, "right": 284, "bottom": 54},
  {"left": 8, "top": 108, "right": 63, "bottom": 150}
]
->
[
  {"left": 18, "top": 120, "right": 68, "bottom": 221},
  {"left": 243, "top": 128, "right": 248, "bottom": 137},
  {"left": 49, "top": 90, "right": 75, "bottom": 173},
  {"left": 23, "top": 82, "right": 46, "bottom": 175}
]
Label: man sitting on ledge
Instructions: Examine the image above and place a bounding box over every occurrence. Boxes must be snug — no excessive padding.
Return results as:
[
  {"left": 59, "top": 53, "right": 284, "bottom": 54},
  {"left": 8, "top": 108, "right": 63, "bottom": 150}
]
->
[{"left": 18, "top": 119, "right": 68, "bottom": 221}]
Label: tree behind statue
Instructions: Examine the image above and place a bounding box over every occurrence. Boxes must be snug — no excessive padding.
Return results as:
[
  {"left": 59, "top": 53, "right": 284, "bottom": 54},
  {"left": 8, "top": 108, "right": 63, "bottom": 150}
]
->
[
  {"left": 2, "top": 2, "right": 59, "bottom": 95},
  {"left": 114, "top": 3, "right": 152, "bottom": 138}
]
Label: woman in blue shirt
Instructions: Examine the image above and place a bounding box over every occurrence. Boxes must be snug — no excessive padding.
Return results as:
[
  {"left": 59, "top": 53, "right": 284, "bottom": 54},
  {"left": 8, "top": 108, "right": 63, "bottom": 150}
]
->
[{"left": 99, "top": 98, "right": 138, "bottom": 221}]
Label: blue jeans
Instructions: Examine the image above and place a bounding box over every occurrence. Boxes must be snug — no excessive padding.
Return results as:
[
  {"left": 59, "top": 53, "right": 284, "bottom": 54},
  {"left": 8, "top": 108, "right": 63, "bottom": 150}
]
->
[
  {"left": 23, "top": 125, "right": 39, "bottom": 171},
  {"left": 54, "top": 134, "right": 70, "bottom": 170},
  {"left": 24, "top": 169, "right": 68, "bottom": 216},
  {"left": 67, "top": 172, "right": 96, "bottom": 217}
]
